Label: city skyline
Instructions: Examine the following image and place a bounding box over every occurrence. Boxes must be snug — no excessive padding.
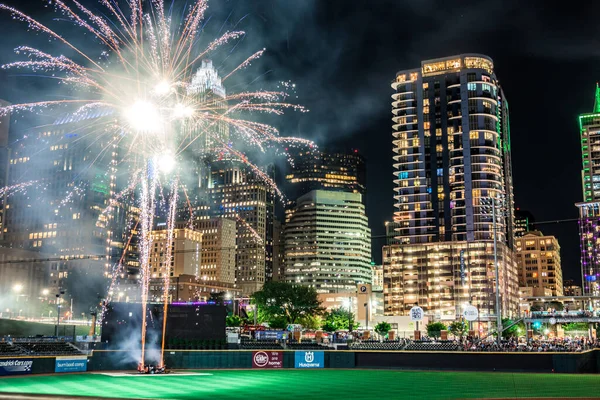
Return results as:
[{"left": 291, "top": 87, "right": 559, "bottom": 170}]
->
[{"left": 0, "top": 0, "right": 597, "bottom": 288}]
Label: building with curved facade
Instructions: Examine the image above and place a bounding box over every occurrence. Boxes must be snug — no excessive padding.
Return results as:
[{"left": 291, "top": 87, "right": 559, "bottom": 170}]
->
[
  {"left": 390, "top": 54, "right": 514, "bottom": 245},
  {"left": 384, "top": 54, "right": 519, "bottom": 320},
  {"left": 284, "top": 190, "right": 371, "bottom": 293}
]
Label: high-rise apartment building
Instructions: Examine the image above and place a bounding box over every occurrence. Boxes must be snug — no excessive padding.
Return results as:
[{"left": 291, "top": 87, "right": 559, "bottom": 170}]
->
[
  {"left": 391, "top": 54, "right": 514, "bottom": 245},
  {"left": 515, "top": 231, "right": 563, "bottom": 296},
  {"left": 285, "top": 148, "right": 366, "bottom": 203},
  {"left": 514, "top": 209, "right": 535, "bottom": 238},
  {"left": 577, "top": 84, "right": 600, "bottom": 297},
  {"left": 284, "top": 190, "right": 371, "bottom": 293},
  {"left": 384, "top": 54, "right": 518, "bottom": 320}
]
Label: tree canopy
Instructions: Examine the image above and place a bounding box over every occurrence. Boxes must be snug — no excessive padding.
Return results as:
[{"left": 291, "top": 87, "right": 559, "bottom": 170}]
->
[
  {"left": 426, "top": 321, "right": 446, "bottom": 338},
  {"left": 374, "top": 321, "right": 392, "bottom": 337},
  {"left": 251, "top": 281, "right": 323, "bottom": 325},
  {"left": 448, "top": 321, "right": 467, "bottom": 338},
  {"left": 321, "top": 307, "right": 358, "bottom": 332}
]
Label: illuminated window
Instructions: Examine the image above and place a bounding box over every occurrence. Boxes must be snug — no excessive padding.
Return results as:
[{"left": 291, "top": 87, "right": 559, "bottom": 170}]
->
[
  {"left": 470, "top": 131, "right": 479, "bottom": 140},
  {"left": 467, "top": 83, "right": 477, "bottom": 91}
]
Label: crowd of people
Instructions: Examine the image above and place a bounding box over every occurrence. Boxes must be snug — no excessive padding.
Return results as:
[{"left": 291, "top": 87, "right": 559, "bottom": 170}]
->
[{"left": 459, "top": 337, "right": 600, "bottom": 352}]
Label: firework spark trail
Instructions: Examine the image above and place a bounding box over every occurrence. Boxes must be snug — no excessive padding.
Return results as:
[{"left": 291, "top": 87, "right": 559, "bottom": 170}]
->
[
  {"left": 160, "top": 177, "right": 178, "bottom": 368},
  {"left": 138, "top": 168, "right": 158, "bottom": 369},
  {"left": 0, "top": 181, "right": 37, "bottom": 197},
  {"left": 235, "top": 214, "right": 263, "bottom": 244}
]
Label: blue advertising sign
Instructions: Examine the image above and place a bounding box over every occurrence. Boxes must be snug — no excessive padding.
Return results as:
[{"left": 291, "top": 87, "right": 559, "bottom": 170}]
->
[
  {"left": 256, "top": 330, "right": 285, "bottom": 340},
  {"left": 294, "top": 351, "right": 324, "bottom": 368},
  {"left": 55, "top": 356, "right": 87, "bottom": 373},
  {"left": 0, "top": 358, "right": 33, "bottom": 376}
]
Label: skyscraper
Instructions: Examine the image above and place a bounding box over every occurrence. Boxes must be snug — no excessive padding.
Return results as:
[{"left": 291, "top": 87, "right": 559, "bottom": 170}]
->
[
  {"left": 390, "top": 54, "right": 514, "bottom": 244},
  {"left": 3, "top": 111, "right": 129, "bottom": 312},
  {"left": 284, "top": 190, "right": 371, "bottom": 293},
  {"left": 207, "top": 159, "right": 275, "bottom": 295},
  {"left": 384, "top": 54, "right": 519, "bottom": 319},
  {"left": 577, "top": 84, "right": 600, "bottom": 297},
  {"left": 285, "top": 148, "right": 366, "bottom": 203}
]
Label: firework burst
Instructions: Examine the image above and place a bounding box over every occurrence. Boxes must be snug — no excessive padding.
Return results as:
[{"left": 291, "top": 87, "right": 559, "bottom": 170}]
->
[{"left": 0, "top": 0, "right": 312, "bottom": 367}]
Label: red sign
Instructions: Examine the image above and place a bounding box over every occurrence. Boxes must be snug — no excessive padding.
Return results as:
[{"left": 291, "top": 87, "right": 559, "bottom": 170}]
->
[{"left": 252, "top": 351, "right": 283, "bottom": 368}]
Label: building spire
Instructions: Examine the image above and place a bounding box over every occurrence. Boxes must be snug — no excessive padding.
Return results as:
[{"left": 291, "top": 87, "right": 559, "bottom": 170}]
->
[{"left": 594, "top": 82, "right": 600, "bottom": 113}]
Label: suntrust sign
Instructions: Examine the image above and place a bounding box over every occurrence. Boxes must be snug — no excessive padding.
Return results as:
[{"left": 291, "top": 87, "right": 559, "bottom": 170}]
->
[
  {"left": 0, "top": 359, "right": 33, "bottom": 376},
  {"left": 252, "top": 351, "right": 283, "bottom": 368},
  {"left": 294, "top": 351, "right": 324, "bottom": 368}
]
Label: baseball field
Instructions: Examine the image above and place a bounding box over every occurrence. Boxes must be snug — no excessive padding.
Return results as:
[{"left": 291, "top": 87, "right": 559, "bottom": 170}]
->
[{"left": 0, "top": 369, "right": 599, "bottom": 399}]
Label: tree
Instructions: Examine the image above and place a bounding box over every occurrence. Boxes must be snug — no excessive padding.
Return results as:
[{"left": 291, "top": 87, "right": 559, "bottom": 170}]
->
[
  {"left": 502, "top": 318, "right": 525, "bottom": 338},
  {"left": 267, "top": 316, "right": 288, "bottom": 330},
  {"left": 251, "top": 281, "right": 323, "bottom": 325},
  {"left": 298, "top": 314, "right": 322, "bottom": 330},
  {"left": 426, "top": 321, "right": 446, "bottom": 339},
  {"left": 374, "top": 321, "right": 392, "bottom": 338},
  {"left": 448, "top": 321, "right": 467, "bottom": 339},
  {"left": 225, "top": 315, "right": 243, "bottom": 327},
  {"left": 563, "top": 322, "right": 589, "bottom": 332},
  {"left": 321, "top": 308, "right": 358, "bottom": 332}
]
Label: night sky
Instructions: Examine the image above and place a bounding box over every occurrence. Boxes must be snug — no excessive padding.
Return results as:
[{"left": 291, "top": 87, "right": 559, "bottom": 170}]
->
[{"left": 0, "top": 0, "right": 599, "bottom": 284}]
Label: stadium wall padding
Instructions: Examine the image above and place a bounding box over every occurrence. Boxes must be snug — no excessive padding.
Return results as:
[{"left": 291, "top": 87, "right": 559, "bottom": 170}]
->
[{"left": 1, "top": 349, "right": 596, "bottom": 375}]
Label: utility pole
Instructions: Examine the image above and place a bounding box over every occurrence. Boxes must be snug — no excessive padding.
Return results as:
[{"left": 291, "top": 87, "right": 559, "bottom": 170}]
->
[
  {"left": 492, "top": 199, "right": 502, "bottom": 345},
  {"left": 481, "top": 197, "right": 503, "bottom": 345}
]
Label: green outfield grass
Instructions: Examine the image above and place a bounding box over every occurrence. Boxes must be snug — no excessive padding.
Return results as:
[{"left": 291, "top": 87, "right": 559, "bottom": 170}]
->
[{"left": 1, "top": 369, "right": 599, "bottom": 399}]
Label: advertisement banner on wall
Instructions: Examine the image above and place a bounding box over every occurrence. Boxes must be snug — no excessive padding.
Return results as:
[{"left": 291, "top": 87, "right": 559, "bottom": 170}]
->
[
  {"left": 0, "top": 359, "right": 33, "bottom": 376},
  {"left": 55, "top": 356, "right": 88, "bottom": 373},
  {"left": 294, "top": 351, "right": 324, "bottom": 368},
  {"left": 252, "top": 351, "right": 283, "bottom": 368}
]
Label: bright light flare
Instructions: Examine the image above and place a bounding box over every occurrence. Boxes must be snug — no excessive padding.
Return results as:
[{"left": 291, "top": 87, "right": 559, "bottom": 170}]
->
[
  {"left": 173, "top": 103, "right": 194, "bottom": 119},
  {"left": 155, "top": 153, "right": 176, "bottom": 174},
  {"left": 126, "top": 101, "right": 161, "bottom": 132},
  {"left": 153, "top": 80, "right": 171, "bottom": 96}
]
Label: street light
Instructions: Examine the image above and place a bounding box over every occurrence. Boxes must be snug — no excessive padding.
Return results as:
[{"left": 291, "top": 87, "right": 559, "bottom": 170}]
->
[
  {"left": 55, "top": 289, "right": 65, "bottom": 336},
  {"left": 13, "top": 284, "right": 23, "bottom": 293},
  {"left": 480, "top": 196, "right": 503, "bottom": 345}
]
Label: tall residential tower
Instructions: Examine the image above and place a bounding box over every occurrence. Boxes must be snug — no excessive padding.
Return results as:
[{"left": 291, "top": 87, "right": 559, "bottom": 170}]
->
[
  {"left": 384, "top": 54, "right": 519, "bottom": 320},
  {"left": 577, "top": 84, "right": 600, "bottom": 297}
]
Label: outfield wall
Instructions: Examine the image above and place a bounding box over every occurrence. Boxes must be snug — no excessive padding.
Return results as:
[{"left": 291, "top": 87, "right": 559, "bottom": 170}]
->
[{"left": 0, "top": 350, "right": 598, "bottom": 375}]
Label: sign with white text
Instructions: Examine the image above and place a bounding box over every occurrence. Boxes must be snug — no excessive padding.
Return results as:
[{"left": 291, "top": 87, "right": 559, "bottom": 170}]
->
[
  {"left": 55, "top": 356, "right": 87, "bottom": 373},
  {"left": 294, "top": 351, "right": 324, "bottom": 368},
  {"left": 0, "top": 359, "right": 33, "bottom": 376},
  {"left": 252, "top": 351, "right": 283, "bottom": 368}
]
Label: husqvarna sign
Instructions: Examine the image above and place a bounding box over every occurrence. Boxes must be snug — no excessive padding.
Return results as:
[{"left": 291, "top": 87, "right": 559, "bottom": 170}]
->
[{"left": 294, "top": 351, "right": 324, "bottom": 368}]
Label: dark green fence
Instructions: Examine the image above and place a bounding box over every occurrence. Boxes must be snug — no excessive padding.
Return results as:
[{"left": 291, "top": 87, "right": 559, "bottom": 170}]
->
[{"left": 0, "top": 349, "right": 596, "bottom": 375}]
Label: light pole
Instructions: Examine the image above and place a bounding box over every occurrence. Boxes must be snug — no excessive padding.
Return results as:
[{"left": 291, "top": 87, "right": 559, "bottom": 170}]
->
[
  {"left": 481, "top": 196, "right": 502, "bottom": 345},
  {"left": 55, "top": 289, "right": 65, "bottom": 336}
]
